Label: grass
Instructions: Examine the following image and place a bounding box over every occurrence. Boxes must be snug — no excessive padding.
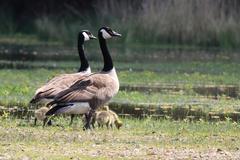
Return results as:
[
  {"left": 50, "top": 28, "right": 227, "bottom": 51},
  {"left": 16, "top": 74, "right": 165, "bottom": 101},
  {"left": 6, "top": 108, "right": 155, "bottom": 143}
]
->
[
  {"left": 0, "top": 61, "right": 239, "bottom": 108},
  {"left": 1, "top": 61, "right": 240, "bottom": 84},
  {"left": 0, "top": 117, "right": 239, "bottom": 159},
  {"left": 120, "top": 71, "right": 240, "bottom": 85},
  {"left": 0, "top": 67, "right": 240, "bottom": 108},
  {"left": 0, "top": 50, "right": 239, "bottom": 158},
  {"left": 0, "top": 59, "right": 239, "bottom": 118},
  {"left": 114, "top": 91, "right": 240, "bottom": 111}
]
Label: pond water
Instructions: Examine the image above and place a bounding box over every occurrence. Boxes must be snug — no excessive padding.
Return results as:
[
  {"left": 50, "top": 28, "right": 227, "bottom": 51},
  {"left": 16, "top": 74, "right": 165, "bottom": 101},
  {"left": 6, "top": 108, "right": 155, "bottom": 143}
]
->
[{"left": 0, "top": 43, "right": 239, "bottom": 62}]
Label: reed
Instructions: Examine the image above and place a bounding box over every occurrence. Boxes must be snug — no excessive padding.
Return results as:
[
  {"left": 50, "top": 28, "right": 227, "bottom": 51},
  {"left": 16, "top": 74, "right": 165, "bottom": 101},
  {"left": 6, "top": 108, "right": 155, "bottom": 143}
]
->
[{"left": 1, "top": 0, "right": 240, "bottom": 48}]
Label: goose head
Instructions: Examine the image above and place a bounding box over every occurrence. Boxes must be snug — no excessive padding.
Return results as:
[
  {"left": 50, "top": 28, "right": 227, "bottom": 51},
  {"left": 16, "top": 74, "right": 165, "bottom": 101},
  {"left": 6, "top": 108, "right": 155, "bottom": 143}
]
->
[
  {"left": 79, "top": 30, "right": 97, "bottom": 42},
  {"left": 99, "top": 27, "right": 122, "bottom": 39}
]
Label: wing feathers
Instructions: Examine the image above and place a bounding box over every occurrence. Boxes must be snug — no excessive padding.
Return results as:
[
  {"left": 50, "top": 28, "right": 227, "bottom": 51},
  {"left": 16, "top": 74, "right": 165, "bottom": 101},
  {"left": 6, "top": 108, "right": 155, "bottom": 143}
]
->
[
  {"left": 31, "top": 73, "right": 90, "bottom": 103},
  {"left": 45, "top": 103, "right": 72, "bottom": 116}
]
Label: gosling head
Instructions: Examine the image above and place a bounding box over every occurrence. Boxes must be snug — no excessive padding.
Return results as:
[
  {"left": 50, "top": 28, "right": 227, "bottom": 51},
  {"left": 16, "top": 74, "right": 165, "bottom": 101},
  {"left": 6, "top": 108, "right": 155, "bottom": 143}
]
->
[
  {"left": 115, "top": 120, "right": 123, "bottom": 129},
  {"left": 102, "top": 105, "right": 109, "bottom": 111},
  {"left": 99, "top": 26, "right": 122, "bottom": 39}
]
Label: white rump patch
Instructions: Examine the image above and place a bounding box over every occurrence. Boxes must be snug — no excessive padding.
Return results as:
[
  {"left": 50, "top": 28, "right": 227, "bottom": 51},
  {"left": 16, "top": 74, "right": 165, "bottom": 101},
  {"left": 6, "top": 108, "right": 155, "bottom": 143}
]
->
[
  {"left": 101, "top": 29, "right": 112, "bottom": 39},
  {"left": 57, "top": 102, "right": 90, "bottom": 115},
  {"left": 82, "top": 32, "right": 90, "bottom": 41}
]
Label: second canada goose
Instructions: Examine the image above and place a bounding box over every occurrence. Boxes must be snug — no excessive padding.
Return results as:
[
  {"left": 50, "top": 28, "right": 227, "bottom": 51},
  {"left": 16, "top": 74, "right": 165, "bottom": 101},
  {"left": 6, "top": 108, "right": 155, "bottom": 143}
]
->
[
  {"left": 30, "top": 30, "right": 96, "bottom": 104},
  {"left": 30, "top": 30, "right": 96, "bottom": 125},
  {"left": 46, "top": 27, "right": 121, "bottom": 130}
]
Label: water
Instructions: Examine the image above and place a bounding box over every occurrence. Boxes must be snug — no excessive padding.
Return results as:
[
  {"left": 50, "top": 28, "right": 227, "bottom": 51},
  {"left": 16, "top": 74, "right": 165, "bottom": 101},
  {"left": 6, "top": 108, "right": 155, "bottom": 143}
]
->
[{"left": 0, "top": 43, "right": 239, "bottom": 62}]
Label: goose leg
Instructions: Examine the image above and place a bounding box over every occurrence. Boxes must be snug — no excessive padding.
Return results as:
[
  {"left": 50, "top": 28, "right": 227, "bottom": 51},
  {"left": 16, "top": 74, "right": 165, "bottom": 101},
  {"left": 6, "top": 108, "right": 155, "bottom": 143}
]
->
[
  {"left": 43, "top": 116, "right": 53, "bottom": 127},
  {"left": 69, "top": 114, "right": 75, "bottom": 126},
  {"left": 83, "top": 109, "right": 95, "bottom": 130},
  {"left": 91, "top": 115, "right": 95, "bottom": 129},
  {"left": 110, "top": 123, "right": 113, "bottom": 129},
  {"left": 84, "top": 114, "right": 91, "bottom": 130},
  {"left": 43, "top": 117, "right": 48, "bottom": 127},
  {"left": 83, "top": 113, "right": 89, "bottom": 130},
  {"left": 34, "top": 118, "right": 37, "bottom": 126}
]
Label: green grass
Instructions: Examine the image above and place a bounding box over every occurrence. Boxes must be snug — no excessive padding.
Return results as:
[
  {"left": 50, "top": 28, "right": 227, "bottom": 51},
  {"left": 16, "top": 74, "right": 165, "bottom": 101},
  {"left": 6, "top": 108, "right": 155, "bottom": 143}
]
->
[
  {"left": 119, "top": 71, "right": 240, "bottom": 85},
  {"left": 114, "top": 91, "right": 240, "bottom": 112},
  {"left": 0, "top": 117, "right": 239, "bottom": 159},
  {"left": 0, "top": 69, "right": 60, "bottom": 107},
  {"left": 0, "top": 66, "right": 239, "bottom": 108},
  {"left": 1, "top": 61, "right": 240, "bottom": 84},
  {"left": 0, "top": 60, "right": 239, "bottom": 158}
]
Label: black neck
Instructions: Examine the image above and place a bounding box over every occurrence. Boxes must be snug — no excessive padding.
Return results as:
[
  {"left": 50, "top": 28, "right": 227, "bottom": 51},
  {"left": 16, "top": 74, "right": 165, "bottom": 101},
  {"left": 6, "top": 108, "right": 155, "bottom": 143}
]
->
[
  {"left": 78, "top": 34, "right": 89, "bottom": 72},
  {"left": 99, "top": 32, "right": 113, "bottom": 72}
]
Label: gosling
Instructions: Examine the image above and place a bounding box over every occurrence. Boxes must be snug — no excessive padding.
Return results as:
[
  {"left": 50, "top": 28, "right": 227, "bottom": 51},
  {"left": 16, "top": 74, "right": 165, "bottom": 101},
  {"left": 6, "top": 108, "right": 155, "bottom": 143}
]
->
[
  {"left": 34, "top": 107, "right": 52, "bottom": 126},
  {"left": 92, "top": 106, "right": 123, "bottom": 129},
  {"left": 108, "top": 109, "right": 123, "bottom": 129}
]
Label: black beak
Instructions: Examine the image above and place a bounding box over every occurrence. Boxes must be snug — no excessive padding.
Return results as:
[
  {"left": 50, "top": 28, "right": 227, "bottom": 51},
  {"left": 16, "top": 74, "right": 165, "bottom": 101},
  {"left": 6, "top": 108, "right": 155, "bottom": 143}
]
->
[
  {"left": 112, "top": 31, "right": 122, "bottom": 37},
  {"left": 89, "top": 35, "right": 97, "bottom": 39}
]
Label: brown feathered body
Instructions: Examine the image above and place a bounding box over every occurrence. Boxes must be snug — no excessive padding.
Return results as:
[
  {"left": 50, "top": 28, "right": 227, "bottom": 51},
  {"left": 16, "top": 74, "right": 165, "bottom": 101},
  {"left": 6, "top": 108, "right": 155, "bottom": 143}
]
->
[
  {"left": 46, "top": 69, "right": 119, "bottom": 115},
  {"left": 31, "top": 72, "right": 90, "bottom": 104},
  {"left": 53, "top": 70, "right": 119, "bottom": 108}
]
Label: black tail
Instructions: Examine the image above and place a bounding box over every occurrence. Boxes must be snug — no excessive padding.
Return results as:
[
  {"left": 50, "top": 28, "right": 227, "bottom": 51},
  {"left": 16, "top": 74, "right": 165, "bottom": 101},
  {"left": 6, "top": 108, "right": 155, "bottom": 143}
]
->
[
  {"left": 47, "top": 119, "right": 52, "bottom": 126},
  {"left": 46, "top": 100, "right": 56, "bottom": 107},
  {"left": 30, "top": 98, "right": 37, "bottom": 104},
  {"left": 45, "top": 103, "right": 71, "bottom": 116}
]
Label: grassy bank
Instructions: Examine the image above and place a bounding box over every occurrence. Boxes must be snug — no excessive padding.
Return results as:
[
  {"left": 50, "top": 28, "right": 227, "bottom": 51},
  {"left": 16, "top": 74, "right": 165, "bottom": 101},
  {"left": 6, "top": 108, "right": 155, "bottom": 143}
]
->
[
  {"left": 0, "top": 118, "right": 239, "bottom": 159},
  {"left": 0, "top": 66, "right": 240, "bottom": 107},
  {"left": 0, "top": 66, "right": 240, "bottom": 121}
]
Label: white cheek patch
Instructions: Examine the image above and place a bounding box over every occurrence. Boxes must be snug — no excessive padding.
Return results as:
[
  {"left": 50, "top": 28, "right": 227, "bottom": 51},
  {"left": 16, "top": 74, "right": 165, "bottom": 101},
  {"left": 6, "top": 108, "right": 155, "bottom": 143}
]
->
[
  {"left": 83, "top": 32, "right": 90, "bottom": 41},
  {"left": 101, "top": 29, "right": 112, "bottom": 39}
]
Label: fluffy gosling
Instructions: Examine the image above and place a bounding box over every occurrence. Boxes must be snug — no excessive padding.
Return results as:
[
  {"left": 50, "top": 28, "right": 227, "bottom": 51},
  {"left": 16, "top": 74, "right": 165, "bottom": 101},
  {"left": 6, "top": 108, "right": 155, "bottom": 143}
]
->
[
  {"left": 34, "top": 107, "right": 52, "bottom": 126},
  {"left": 92, "top": 106, "right": 123, "bottom": 129}
]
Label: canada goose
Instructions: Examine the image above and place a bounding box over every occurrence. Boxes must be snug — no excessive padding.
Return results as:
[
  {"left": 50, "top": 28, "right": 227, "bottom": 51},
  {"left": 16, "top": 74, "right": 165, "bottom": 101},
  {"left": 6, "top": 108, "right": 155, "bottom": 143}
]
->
[
  {"left": 46, "top": 27, "right": 121, "bottom": 130},
  {"left": 30, "top": 30, "right": 96, "bottom": 104},
  {"left": 30, "top": 30, "right": 96, "bottom": 125},
  {"left": 34, "top": 107, "right": 52, "bottom": 126},
  {"left": 91, "top": 106, "right": 123, "bottom": 129}
]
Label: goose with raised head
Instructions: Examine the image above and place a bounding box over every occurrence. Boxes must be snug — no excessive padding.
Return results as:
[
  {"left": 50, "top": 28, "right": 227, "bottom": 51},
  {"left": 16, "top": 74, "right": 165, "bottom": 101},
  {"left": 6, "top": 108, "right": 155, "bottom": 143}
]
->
[
  {"left": 30, "top": 30, "right": 96, "bottom": 125},
  {"left": 46, "top": 27, "right": 121, "bottom": 129},
  {"left": 30, "top": 30, "right": 96, "bottom": 105}
]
